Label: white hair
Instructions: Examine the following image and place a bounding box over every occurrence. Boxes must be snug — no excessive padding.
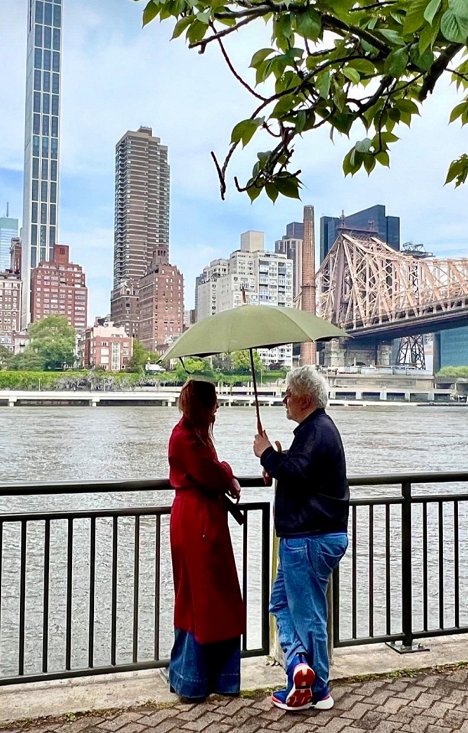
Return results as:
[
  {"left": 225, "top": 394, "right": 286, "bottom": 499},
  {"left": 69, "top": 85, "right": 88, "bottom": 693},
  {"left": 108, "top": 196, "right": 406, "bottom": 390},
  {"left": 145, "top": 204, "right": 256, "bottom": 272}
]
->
[{"left": 286, "top": 366, "right": 329, "bottom": 408}]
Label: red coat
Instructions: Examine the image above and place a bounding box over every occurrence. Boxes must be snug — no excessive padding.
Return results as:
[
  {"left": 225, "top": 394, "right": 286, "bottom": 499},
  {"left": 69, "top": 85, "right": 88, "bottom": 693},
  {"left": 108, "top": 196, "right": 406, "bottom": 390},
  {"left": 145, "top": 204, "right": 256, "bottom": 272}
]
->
[{"left": 168, "top": 417, "right": 245, "bottom": 644}]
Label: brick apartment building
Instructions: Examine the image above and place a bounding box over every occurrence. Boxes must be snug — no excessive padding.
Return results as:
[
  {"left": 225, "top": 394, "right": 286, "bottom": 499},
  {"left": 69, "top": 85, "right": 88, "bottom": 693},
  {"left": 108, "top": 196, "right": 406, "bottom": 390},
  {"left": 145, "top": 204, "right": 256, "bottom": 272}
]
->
[
  {"left": 82, "top": 318, "right": 132, "bottom": 371},
  {"left": 30, "top": 244, "right": 88, "bottom": 331},
  {"left": 138, "top": 261, "right": 183, "bottom": 353},
  {"left": 0, "top": 272, "right": 22, "bottom": 337}
]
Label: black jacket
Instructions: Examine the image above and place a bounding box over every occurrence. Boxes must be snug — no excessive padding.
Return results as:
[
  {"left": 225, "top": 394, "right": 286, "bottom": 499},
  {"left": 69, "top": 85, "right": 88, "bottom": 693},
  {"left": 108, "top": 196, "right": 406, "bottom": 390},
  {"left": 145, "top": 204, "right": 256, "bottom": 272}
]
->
[{"left": 260, "top": 408, "right": 349, "bottom": 537}]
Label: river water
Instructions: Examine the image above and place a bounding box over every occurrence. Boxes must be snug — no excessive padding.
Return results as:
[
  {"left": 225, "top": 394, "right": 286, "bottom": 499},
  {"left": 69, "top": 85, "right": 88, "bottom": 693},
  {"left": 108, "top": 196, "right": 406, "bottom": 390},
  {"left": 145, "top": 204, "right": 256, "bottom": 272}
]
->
[{"left": 0, "top": 404, "right": 467, "bottom": 677}]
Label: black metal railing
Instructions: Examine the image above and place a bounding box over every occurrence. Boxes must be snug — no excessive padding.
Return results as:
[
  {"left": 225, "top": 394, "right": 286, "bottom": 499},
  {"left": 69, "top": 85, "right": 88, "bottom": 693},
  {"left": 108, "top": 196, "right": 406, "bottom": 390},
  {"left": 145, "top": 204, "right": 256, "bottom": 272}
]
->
[
  {"left": 1, "top": 471, "right": 467, "bottom": 686},
  {"left": 334, "top": 472, "right": 468, "bottom": 652},
  {"left": 0, "top": 477, "right": 269, "bottom": 685}
]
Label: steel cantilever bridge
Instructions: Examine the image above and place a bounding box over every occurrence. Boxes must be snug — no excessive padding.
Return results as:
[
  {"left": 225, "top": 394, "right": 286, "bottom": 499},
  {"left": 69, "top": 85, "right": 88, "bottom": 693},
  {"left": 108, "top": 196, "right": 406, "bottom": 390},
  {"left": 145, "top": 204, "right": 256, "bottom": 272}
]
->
[{"left": 316, "top": 233, "right": 468, "bottom": 340}]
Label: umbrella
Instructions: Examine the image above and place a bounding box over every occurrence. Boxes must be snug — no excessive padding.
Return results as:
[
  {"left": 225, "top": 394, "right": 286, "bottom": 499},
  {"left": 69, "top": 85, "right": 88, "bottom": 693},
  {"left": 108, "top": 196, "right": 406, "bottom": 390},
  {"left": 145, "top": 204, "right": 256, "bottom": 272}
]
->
[{"left": 162, "top": 304, "right": 347, "bottom": 433}]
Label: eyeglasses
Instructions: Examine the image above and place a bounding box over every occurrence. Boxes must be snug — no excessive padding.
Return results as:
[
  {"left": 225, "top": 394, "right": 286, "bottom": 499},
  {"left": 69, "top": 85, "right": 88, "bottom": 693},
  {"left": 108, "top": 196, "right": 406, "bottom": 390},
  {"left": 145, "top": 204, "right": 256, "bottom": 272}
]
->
[{"left": 282, "top": 390, "right": 293, "bottom": 402}]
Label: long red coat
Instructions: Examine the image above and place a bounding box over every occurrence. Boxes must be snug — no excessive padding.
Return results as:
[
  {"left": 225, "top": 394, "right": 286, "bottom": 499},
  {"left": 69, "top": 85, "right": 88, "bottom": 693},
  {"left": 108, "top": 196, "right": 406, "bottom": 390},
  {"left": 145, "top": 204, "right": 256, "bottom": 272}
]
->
[{"left": 168, "top": 417, "right": 246, "bottom": 644}]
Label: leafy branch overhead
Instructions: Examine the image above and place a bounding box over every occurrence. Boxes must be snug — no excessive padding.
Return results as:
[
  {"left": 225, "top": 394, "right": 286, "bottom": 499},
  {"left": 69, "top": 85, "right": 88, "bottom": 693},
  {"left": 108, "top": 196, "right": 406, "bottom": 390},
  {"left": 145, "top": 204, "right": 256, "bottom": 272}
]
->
[{"left": 136, "top": 0, "right": 468, "bottom": 201}]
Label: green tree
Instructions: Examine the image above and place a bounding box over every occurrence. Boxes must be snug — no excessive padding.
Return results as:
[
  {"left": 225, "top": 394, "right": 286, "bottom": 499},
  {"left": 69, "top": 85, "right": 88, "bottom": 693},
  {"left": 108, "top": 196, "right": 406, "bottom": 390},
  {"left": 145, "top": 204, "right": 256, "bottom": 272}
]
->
[
  {"left": 127, "top": 339, "right": 160, "bottom": 372},
  {"left": 0, "top": 345, "right": 14, "bottom": 370},
  {"left": 137, "top": 0, "right": 468, "bottom": 199},
  {"left": 231, "top": 349, "right": 264, "bottom": 374},
  {"left": 10, "top": 349, "right": 46, "bottom": 371},
  {"left": 175, "top": 357, "right": 214, "bottom": 380},
  {"left": 28, "top": 315, "right": 76, "bottom": 371}
]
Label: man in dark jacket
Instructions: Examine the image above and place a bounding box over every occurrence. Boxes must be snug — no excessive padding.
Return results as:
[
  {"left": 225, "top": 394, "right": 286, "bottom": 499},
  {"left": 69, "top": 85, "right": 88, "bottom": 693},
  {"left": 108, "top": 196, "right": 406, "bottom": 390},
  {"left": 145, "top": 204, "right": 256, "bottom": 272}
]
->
[{"left": 253, "top": 366, "right": 349, "bottom": 712}]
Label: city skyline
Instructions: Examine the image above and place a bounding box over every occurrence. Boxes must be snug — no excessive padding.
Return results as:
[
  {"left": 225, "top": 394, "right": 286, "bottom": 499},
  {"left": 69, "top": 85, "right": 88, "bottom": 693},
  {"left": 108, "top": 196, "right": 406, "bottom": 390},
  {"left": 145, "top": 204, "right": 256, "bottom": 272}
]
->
[{"left": 1, "top": 0, "right": 467, "bottom": 324}]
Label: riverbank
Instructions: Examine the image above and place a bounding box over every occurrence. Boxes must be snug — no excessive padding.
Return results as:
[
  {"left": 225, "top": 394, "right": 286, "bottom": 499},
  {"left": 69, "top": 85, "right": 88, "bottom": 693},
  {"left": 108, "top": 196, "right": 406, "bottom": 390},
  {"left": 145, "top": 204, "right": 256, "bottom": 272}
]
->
[{"left": 0, "top": 387, "right": 460, "bottom": 408}]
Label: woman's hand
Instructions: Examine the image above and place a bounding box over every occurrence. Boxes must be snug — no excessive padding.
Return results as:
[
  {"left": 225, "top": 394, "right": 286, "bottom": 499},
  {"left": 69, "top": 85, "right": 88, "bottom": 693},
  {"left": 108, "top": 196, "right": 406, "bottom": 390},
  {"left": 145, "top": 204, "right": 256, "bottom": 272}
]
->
[{"left": 227, "top": 478, "right": 241, "bottom": 503}]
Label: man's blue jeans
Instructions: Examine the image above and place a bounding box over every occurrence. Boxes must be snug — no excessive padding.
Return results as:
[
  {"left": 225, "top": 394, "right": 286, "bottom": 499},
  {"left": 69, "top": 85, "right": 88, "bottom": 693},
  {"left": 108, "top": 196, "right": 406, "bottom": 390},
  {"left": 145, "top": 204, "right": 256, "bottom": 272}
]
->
[{"left": 270, "top": 532, "right": 348, "bottom": 699}]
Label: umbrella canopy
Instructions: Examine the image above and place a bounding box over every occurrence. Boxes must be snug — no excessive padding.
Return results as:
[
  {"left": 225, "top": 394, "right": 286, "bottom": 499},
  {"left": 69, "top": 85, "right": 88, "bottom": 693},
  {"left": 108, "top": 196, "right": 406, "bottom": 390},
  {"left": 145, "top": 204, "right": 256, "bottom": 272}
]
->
[
  {"left": 163, "top": 304, "right": 346, "bottom": 360},
  {"left": 162, "top": 304, "right": 347, "bottom": 435}
]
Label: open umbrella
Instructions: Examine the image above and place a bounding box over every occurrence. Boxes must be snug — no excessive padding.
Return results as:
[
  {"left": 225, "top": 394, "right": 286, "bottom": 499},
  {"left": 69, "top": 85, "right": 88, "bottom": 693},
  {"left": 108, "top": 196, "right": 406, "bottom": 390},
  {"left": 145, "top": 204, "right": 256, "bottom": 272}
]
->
[{"left": 162, "top": 304, "right": 347, "bottom": 433}]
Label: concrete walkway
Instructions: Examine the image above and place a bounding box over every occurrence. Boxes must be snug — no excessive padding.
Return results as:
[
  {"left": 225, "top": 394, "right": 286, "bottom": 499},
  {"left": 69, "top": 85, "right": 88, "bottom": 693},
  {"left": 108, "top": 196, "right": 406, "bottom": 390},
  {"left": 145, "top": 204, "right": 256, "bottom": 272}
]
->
[{"left": 1, "top": 637, "right": 468, "bottom": 732}]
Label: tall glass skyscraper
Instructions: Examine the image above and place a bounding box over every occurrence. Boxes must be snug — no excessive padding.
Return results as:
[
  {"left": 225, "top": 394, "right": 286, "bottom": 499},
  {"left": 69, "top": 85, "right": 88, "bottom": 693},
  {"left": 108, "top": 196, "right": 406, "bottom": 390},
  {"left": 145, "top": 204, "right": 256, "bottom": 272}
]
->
[
  {"left": 21, "top": 0, "right": 63, "bottom": 327},
  {"left": 0, "top": 214, "right": 19, "bottom": 271}
]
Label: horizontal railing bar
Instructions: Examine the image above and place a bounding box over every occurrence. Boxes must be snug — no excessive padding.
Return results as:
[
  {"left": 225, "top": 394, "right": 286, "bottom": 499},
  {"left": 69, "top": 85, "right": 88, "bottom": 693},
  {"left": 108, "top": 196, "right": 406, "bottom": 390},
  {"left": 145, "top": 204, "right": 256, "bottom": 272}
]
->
[
  {"left": 0, "top": 502, "right": 269, "bottom": 523},
  {"left": 334, "top": 633, "right": 404, "bottom": 648},
  {"left": 0, "top": 471, "right": 466, "bottom": 496},
  {"left": 411, "top": 494, "right": 468, "bottom": 504},
  {"left": 348, "top": 472, "right": 468, "bottom": 486},
  {"left": 413, "top": 626, "right": 468, "bottom": 640},
  {"left": 0, "top": 477, "right": 266, "bottom": 496}
]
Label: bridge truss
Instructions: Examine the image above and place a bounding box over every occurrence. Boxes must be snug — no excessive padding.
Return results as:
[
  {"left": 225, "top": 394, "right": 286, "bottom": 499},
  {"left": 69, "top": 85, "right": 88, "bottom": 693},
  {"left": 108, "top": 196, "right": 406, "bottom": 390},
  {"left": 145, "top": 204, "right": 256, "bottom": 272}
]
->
[{"left": 316, "top": 233, "right": 468, "bottom": 336}]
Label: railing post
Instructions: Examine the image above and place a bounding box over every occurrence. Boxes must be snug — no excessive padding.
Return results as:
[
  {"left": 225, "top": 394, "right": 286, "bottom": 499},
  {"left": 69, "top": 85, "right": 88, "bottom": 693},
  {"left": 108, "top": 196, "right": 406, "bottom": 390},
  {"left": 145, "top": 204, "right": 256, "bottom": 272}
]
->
[
  {"left": 401, "top": 480, "right": 413, "bottom": 648},
  {"left": 387, "top": 480, "right": 429, "bottom": 653}
]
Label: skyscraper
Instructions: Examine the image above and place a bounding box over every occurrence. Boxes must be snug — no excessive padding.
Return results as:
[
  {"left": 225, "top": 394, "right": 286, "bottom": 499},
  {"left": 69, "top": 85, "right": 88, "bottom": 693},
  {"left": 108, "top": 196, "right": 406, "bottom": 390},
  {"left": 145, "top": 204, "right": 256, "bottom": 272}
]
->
[
  {"left": 111, "top": 126, "right": 170, "bottom": 336},
  {"left": 21, "top": 0, "right": 63, "bottom": 327},
  {"left": 0, "top": 210, "right": 19, "bottom": 271},
  {"left": 320, "top": 204, "right": 400, "bottom": 263}
]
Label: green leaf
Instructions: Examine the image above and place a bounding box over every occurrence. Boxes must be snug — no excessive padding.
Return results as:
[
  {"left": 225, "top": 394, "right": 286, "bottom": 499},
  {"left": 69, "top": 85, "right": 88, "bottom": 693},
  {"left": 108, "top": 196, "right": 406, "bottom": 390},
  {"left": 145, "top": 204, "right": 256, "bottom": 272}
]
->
[
  {"left": 342, "top": 67, "right": 361, "bottom": 84},
  {"left": 424, "top": 0, "right": 442, "bottom": 24},
  {"left": 317, "top": 69, "right": 331, "bottom": 99},
  {"left": 250, "top": 48, "right": 275, "bottom": 69},
  {"left": 295, "top": 9, "right": 321, "bottom": 40},
  {"left": 246, "top": 184, "right": 262, "bottom": 202},
  {"left": 398, "top": 99, "right": 420, "bottom": 115},
  {"left": 172, "top": 16, "right": 193, "bottom": 39},
  {"left": 265, "top": 183, "right": 279, "bottom": 202},
  {"left": 378, "top": 29, "right": 406, "bottom": 46},
  {"left": 445, "top": 154, "right": 468, "bottom": 186},
  {"left": 418, "top": 20, "right": 439, "bottom": 52},
  {"left": 230, "top": 117, "right": 264, "bottom": 146},
  {"left": 275, "top": 175, "right": 302, "bottom": 199},
  {"left": 376, "top": 150, "right": 390, "bottom": 167},
  {"left": 347, "top": 59, "right": 376, "bottom": 77},
  {"left": 187, "top": 19, "right": 209, "bottom": 44},
  {"left": 384, "top": 47, "right": 410, "bottom": 77},
  {"left": 440, "top": 9, "right": 468, "bottom": 42},
  {"left": 363, "top": 154, "right": 376, "bottom": 174},
  {"left": 403, "top": 0, "right": 428, "bottom": 34},
  {"left": 449, "top": 0, "right": 468, "bottom": 21},
  {"left": 449, "top": 100, "right": 468, "bottom": 122},
  {"left": 143, "top": 1, "right": 159, "bottom": 26},
  {"left": 196, "top": 10, "right": 211, "bottom": 24}
]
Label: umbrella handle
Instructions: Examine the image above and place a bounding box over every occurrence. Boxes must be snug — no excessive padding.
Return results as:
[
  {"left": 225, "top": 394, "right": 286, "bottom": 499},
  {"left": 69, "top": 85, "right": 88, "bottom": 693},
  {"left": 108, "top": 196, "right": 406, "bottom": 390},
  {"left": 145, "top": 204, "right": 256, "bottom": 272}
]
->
[{"left": 249, "top": 348, "right": 264, "bottom": 435}]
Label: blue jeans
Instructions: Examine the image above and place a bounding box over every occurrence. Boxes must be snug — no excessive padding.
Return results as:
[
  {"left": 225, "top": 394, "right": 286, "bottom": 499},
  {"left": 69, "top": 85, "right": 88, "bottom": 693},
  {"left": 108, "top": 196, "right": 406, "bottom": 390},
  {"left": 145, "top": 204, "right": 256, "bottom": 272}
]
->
[{"left": 270, "top": 533, "right": 348, "bottom": 699}]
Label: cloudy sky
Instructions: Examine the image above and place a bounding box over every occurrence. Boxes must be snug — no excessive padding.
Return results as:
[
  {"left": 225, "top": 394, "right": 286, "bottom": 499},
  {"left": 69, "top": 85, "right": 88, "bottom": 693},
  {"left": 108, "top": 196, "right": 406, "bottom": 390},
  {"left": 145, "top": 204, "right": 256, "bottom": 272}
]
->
[{"left": 1, "top": 0, "right": 467, "bottom": 320}]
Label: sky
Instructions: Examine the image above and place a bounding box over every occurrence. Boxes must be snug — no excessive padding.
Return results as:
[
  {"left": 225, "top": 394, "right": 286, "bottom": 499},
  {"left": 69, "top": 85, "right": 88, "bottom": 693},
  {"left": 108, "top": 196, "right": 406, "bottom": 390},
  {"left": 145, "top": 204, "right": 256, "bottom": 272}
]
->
[{"left": 0, "top": 0, "right": 467, "bottom": 322}]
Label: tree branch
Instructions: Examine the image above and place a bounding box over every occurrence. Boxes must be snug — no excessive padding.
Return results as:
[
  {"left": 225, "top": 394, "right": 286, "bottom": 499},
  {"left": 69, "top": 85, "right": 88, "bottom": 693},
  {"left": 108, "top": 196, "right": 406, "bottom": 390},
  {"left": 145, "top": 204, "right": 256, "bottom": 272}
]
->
[{"left": 419, "top": 44, "right": 464, "bottom": 101}]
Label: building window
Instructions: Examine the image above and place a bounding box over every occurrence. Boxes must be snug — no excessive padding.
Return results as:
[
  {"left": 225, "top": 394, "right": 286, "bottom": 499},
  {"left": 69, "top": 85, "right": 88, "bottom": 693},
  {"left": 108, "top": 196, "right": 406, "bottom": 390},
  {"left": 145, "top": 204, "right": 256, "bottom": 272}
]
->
[
  {"left": 44, "top": 25, "right": 52, "bottom": 49},
  {"left": 50, "top": 182, "right": 56, "bottom": 203},
  {"left": 32, "top": 202, "right": 38, "bottom": 224},
  {"left": 32, "top": 156, "right": 39, "bottom": 177},
  {"left": 51, "top": 94, "right": 59, "bottom": 115},
  {"left": 41, "top": 181, "right": 48, "bottom": 201},
  {"left": 35, "top": 2, "right": 44, "bottom": 23},
  {"left": 41, "top": 204, "right": 47, "bottom": 224},
  {"left": 34, "top": 48, "right": 42, "bottom": 68},
  {"left": 33, "top": 113, "right": 40, "bottom": 134},
  {"left": 52, "top": 51, "right": 60, "bottom": 72},
  {"left": 44, "top": 2, "right": 53, "bottom": 25},
  {"left": 52, "top": 73, "right": 59, "bottom": 93},
  {"left": 43, "top": 49, "right": 51, "bottom": 71},
  {"left": 43, "top": 71, "right": 50, "bottom": 92},
  {"left": 42, "top": 116, "right": 49, "bottom": 136},
  {"left": 51, "top": 160, "right": 57, "bottom": 180},
  {"left": 34, "top": 69, "right": 41, "bottom": 91},
  {"left": 32, "top": 179, "right": 39, "bottom": 201},
  {"left": 42, "top": 137, "right": 49, "bottom": 156},
  {"left": 42, "top": 158, "right": 48, "bottom": 178},
  {"left": 51, "top": 139, "right": 58, "bottom": 159},
  {"left": 53, "top": 4, "right": 61, "bottom": 26},
  {"left": 51, "top": 115, "right": 58, "bottom": 137},
  {"left": 43, "top": 92, "right": 50, "bottom": 114},
  {"left": 50, "top": 226, "right": 56, "bottom": 246},
  {"left": 53, "top": 28, "right": 60, "bottom": 51}
]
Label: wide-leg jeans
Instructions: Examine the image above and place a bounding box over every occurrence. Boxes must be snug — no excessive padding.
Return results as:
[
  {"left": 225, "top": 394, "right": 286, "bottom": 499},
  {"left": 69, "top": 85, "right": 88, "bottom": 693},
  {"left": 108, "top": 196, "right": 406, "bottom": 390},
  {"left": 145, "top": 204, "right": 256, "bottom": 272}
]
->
[{"left": 270, "top": 532, "right": 348, "bottom": 699}]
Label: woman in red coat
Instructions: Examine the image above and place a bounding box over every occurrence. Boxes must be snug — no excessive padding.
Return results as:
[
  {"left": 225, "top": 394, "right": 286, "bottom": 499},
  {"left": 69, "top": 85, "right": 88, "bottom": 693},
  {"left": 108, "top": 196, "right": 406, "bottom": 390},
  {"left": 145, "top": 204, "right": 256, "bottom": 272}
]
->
[{"left": 168, "top": 379, "right": 245, "bottom": 701}]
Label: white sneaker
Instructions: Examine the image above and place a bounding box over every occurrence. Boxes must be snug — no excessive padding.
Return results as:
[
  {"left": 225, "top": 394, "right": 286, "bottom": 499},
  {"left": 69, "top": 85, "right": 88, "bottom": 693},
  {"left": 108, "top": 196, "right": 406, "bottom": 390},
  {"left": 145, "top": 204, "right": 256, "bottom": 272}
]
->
[{"left": 311, "top": 694, "right": 334, "bottom": 710}]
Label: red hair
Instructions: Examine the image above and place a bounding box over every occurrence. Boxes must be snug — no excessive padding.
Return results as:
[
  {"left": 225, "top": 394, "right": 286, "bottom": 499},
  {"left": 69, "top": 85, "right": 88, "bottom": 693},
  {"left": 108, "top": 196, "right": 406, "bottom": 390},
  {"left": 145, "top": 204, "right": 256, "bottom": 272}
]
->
[{"left": 178, "top": 380, "right": 217, "bottom": 450}]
